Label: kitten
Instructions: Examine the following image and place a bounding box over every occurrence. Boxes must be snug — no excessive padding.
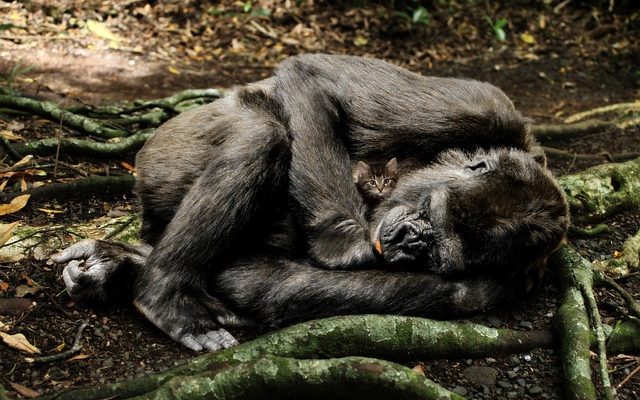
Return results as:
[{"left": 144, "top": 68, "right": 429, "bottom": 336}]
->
[{"left": 353, "top": 158, "right": 398, "bottom": 213}]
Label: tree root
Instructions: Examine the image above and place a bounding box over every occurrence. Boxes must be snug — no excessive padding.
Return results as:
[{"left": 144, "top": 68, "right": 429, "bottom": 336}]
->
[
  {"left": 564, "top": 101, "right": 640, "bottom": 124},
  {"left": 0, "top": 95, "right": 129, "bottom": 139},
  {"left": 542, "top": 146, "right": 640, "bottom": 163},
  {"left": 11, "top": 131, "right": 153, "bottom": 157},
  {"left": 568, "top": 224, "right": 610, "bottom": 237},
  {"left": 558, "top": 156, "right": 640, "bottom": 223},
  {"left": 0, "top": 175, "right": 135, "bottom": 203},
  {"left": 551, "top": 244, "right": 599, "bottom": 399},
  {"left": 606, "top": 319, "right": 640, "bottom": 356}
]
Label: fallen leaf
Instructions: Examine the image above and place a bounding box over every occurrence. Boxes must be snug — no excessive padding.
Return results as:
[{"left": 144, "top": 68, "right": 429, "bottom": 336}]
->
[
  {"left": 0, "top": 281, "right": 8, "bottom": 291},
  {"left": 412, "top": 364, "right": 425, "bottom": 376},
  {"left": 0, "top": 331, "right": 41, "bottom": 354},
  {"left": 168, "top": 66, "right": 180, "bottom": 75},
  {"left": 0, "top": 130, "right": 25, "bottom": 142},
  {"left": 9, "top": 382, "right": 39, "bottom": 398},
  {"left": 0, "top": 194, "right": 30, "bottom": 216},
  {"left": 86, "top": 19, "right": 121, "bottom": 43},
  {"left": 0, "top": 221, "right": 19, "bottom": 247},
  {"left": 68, "top": 353, "right": 90, "bottom": 361},
  {"left": 11, "top": 155, "right": 32, "bottom": 169},
  {"left": 55, "top": 342, "right": 66, "bottom": 352},
  {"left": 15, "top": 284, "right": 39, "bottom": 297},
  {"left": 37, "top": 208, "right": 64, "bottom": 214},
  {"left": 520, "top": 32, "right": 536, "bottom": 44},
  {"left": 120, "top": 161, "right": 136, "bottom": 172},
  {"left": 20, "top": 177, "right": 27, "bottom": 192},
  {"left": 353, "top": 36, "right": 368, "bottom": 46}
]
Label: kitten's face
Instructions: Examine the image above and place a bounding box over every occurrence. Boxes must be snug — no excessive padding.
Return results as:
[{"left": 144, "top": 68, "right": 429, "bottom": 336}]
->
[{"left": 355, "top": 158, "right": 398, "bottom": 201}]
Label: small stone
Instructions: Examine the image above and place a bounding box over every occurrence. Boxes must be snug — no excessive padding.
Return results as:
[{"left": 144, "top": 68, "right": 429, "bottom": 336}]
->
[
  {"left": 497, "top": 380, "right": 513, "bottom": 389},
  {"left": 453, "top": 386, "right": 468, "bottom": 396},
  {"left": 465, "top": 359, "right": 473, "bottom": 365},
  {"left": 523, "top": 354, "right": 532, "bottom": 362},
  {"left": 507, "top": 391, "right": 519, "bottom": 398},
  {"left": 463, "top": 366, "right": 499, "bottom": 386},
  {"left": 517, "top": 378, "right": 526, "bottom": 387},
  {"left": 481, "top": 385, "right": 490, "bottom": 394},
  {"left": 529, "top": 386, "right": 543, "bottom": 395},
  {"left": 509, "top": 356, "right": 521, "bottom": 366},
  {"left": 487, "top": 315, "right": 501, "bottom": 326},
  {"left": 519, "top": 320, "right": 533, "bottom": 329},
  {"left": 507, "top": 371, "right": 517, "bottom": 379}
]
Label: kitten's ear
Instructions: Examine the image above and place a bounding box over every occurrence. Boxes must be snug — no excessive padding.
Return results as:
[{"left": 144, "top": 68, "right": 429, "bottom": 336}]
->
[
  {"left": 385, "top": 158, "right": 398, "bottom": 175},
  {"left": 357, "top": 161, "right": 371, "bottom": 178}
]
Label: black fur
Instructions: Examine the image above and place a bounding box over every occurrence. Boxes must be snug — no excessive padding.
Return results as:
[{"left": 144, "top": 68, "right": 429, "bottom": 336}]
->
[{"left": 53, "top": 54, "right": 568, "bottom": 351}]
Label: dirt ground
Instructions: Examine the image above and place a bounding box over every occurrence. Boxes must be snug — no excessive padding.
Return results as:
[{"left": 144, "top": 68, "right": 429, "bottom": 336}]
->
[{"left": 0, "top": 1, "right": 639, "bottom": 399}]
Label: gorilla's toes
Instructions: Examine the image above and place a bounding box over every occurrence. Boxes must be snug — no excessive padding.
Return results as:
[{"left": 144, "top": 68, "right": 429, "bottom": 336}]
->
[{"left": 180, "top": 329, "right": 239, "bottom": 352}]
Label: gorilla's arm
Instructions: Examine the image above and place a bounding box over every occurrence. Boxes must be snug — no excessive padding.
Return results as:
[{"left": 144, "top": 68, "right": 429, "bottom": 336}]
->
[{"left": 275, "top": 79, "right": 377, "bottom": 269}]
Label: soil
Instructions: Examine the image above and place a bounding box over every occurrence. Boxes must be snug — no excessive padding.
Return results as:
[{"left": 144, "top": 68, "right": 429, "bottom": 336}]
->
[{"left": 0, "top": 1, "right": 639, "bottom": 399}]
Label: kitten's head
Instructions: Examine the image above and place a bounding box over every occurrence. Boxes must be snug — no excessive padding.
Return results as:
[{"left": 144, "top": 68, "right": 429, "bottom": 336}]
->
[{"left": 355, "top": 158, "right": 398, "bottom": 202}]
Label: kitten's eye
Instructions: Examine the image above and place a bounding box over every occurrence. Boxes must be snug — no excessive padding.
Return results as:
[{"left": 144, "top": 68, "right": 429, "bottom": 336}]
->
[
  {"left": 383, "top": 178, "right": 391, "bottom": 185},
  {"left": 368, "top": 180, "right": 376, "bottom": 186}
]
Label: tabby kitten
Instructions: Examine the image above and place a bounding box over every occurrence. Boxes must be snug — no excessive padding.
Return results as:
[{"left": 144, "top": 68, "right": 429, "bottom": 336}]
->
[{"left": 354, "top": 158, "right": 398, "bottom": 214}]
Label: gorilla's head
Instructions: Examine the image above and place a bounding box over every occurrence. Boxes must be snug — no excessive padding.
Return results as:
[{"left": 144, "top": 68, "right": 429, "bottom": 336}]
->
[{"left": 371, "top": 148, "right": 569, "bottom": 278}]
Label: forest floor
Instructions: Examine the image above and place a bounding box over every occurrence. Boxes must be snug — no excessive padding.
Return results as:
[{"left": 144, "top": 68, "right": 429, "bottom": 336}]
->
[{"left": 0, "top": 1, "right": 639, "bottom": 399}]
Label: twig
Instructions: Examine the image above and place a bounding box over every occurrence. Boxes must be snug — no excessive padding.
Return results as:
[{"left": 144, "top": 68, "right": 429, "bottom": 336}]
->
[
  {"left": 617, "top": 364, "right": 640, "bottom": 390},
  {"left": 30, "top": 319, "right": 90, "bottom": 363},
  {"left": 593, "top": 269, "right": 640, "bottom": 320},
  {"left": 580, "top": 284, "right": 615, "bottom": 400}
]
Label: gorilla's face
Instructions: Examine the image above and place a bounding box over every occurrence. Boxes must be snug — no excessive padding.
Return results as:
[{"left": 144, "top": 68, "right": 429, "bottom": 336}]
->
[{"left": 371, "top": 149, "right": 569, "bottom": 275}]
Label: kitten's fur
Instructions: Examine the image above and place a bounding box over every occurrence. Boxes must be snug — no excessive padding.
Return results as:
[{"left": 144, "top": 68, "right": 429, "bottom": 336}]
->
[{"left": 354, "top": 158, "right": 398, "bottom": 213}]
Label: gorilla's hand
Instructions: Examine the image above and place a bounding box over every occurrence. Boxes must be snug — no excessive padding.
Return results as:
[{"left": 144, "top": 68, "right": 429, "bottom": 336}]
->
[{"left": 373, "top": 206, "right": 438, "bottom": 267}]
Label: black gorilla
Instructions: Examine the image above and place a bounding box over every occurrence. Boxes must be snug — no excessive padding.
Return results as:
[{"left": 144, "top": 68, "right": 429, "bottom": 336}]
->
[{"left": 53, "top": 54, "right": 569, "bottom": 351}]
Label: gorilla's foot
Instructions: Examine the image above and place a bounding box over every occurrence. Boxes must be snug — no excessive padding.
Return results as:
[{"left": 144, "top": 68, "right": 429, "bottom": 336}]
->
[
  {"left": 52, "top": 239, "right": 142, "bottom": 303},
  {"left": 133, "top": 292, "right": 239, "bottom": 352}
]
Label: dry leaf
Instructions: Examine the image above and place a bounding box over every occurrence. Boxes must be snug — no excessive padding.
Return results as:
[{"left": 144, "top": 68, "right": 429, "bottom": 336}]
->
[
  {"left": 11, "top": 155, "right": 33, "bottom": 169},
  {"left": 55, "top": 342, "right": 66, "bottom": 352},
  {"left": 20, "top": 177, "right": 27, "bottom": 192},
  {"left": 0, "top": 331, "right": 41, "bottom": 354},
  {"left": 0, "top": 281, "right": 8, "bottom": 291},
  {"left": 68, "top": 353, "right": 90, "bottom": 361},
  {"left": 38, "top": 208, "right": 64, "bottom": 214},
  {"left": 411, "top": 364, "right": 425, "bottom": 376},
  {"left": 9, "top": 382, "right": 39, "bottom": 398},
  {"left": 86, "top": 19, "right": 121, "bottom": 43},
  {"left": 168, "top": 66, "right": 180, "bottom": 75},
  {"left": 0, "top": 130, "right": 25, "bottom": 142},
  {"left": 520, "top": 32, "right": 536, "bottom": 44},
  {"left": 0, "top": 221, "right": 19, "bottom": 247},
  {"left": 15, "top": 284, "right": 39, "bottom": 297},
  {"left": 0, "top": 194, "right": 30, "bottom": 216},
  {"left": 353, "top": 36, "right": 368, "bottom": 46},
  {"left": 120, "top": 161, "right": 136, "bottom": 172}
]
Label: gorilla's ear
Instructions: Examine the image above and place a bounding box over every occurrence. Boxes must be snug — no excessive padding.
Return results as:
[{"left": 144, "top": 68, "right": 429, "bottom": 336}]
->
[
  {"left": 357, "top": 161, "right": 372, "bottom": 179},
  {"left": 385, "top": 158, "right": 398, "bottom": 175},
  {"left": 530, "top": 148, "right": 547, "bottom": 168}
]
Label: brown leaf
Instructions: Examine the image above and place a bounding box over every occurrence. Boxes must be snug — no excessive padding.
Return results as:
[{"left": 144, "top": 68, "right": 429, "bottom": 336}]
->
[
  {"left": 0, "top": 221, "right": 19, "bottom": 247},
  {"left": 9, "top": 382, "right": 39, "bottom": 398},
  {"left": 0, "top": 194, "right": 30, "bottom": 216},
  {"left": 11, "top": 155, "right": 33, "bottom": 169},
  {"left": 0, "top": 331, "right": 41, "bottom": 354},
  {"left": 67, "top": 353, "right": 90, "bottom": 361},
  {"left": 0, "top": 280, "right": 8, "bottom": 291},
  {"left": 0, "top": 130, "right": 25, "bottom": 142},
  {"left": 15, "top": 284, "right": 39, "bottom": 297},
  {"left": 411, "top": 364, "right": 425, "bottom": 376}
]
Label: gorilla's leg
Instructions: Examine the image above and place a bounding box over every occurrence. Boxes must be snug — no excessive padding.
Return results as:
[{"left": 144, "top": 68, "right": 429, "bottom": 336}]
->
[
  {"left": 214, "top": 256, "right": 527, "bottom": 328},
  {"left": 132, "top": 94, "right": 291, "bottom": 351}
]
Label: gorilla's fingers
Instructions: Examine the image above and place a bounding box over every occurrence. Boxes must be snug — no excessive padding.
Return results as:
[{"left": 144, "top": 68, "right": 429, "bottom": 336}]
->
[
  {"left": 217, "top": 328, "right": 240, "bottom": 347},
  {"left": 64, "top": 260, "right": 84, "bottom": 281},
  {"left": 62, "top": 264, "right": 79, "bottom": 295},
  {"left": 180, "top": 334, "right": 204, "bottom": 352},
  {"left": 51, "top": 240, "right": 97, "bottom": 263},
  {"left": 197, "top": 333, "right": 222, "bottom": 352}
]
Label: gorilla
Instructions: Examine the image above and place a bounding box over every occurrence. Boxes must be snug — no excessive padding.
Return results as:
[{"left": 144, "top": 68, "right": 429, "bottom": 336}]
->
[{"left": 53, "top": 54, "right": 569, "bottom": 352}]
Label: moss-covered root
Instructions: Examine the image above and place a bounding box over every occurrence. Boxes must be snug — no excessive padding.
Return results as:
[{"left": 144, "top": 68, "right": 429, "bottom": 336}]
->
[
  {"left": 593, "top": 228, "right": 640, "bottom": 278},
  {"left": 551, "top": 245, "right": 597, "bottom": 400},
  {"left": 46, "top": 315, "right": 552, "bottom": 400},
  {"left": 11, "top": 131, "right": 154, "bottom": 157},
  {"left": 558, "top": 156, "right": 640, "bottom": 223},
  {"left": 607, "top": 319, "right": 640, "bottom": 355},
  {"left": 0, "top": 94, "right": 129, "bottom": 138},
  {"left": 593, "top": 269, "right": 640, "bottom": 319},
  {"left": 134, "top": 356, "right": 463, "bottom": 400}
]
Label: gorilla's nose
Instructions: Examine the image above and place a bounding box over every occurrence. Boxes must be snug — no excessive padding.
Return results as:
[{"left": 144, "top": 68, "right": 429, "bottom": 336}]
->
[{"left": 374, "top": 206, "right": 434, "bottom": 265}]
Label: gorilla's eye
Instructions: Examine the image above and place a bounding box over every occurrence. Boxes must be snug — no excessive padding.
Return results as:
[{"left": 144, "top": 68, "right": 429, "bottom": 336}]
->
[{"left": 466, "top": 160, "right": 489, "bottom": 173}]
